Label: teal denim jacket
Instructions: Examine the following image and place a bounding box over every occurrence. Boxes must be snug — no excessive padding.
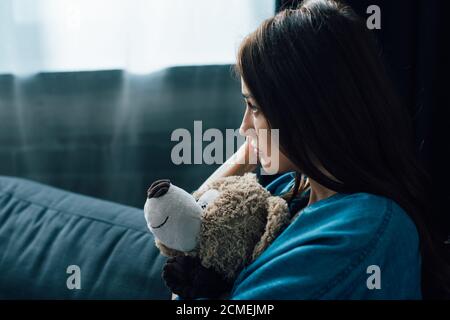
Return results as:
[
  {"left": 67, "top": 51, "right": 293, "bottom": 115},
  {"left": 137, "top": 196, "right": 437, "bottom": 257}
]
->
[{"left": 229, "top": 172, "right": 422, "bottom": 299}]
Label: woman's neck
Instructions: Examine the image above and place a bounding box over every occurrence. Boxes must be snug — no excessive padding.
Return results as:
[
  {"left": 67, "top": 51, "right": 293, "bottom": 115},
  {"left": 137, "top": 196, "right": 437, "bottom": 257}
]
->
[{"left": 307, "top": 178, "right": 337, "bottom": 206}]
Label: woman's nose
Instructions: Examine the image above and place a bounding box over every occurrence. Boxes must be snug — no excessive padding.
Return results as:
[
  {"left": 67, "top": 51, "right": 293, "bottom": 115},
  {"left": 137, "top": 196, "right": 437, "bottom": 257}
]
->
[{"left": 239, "top": 108, "right": 255, "bottom": 137}]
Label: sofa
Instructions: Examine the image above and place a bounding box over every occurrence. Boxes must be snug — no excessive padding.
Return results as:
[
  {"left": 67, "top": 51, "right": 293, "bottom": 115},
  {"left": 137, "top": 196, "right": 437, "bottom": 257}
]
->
[{"left": 0, "top": 175, "right": 175, "bottom": 299}]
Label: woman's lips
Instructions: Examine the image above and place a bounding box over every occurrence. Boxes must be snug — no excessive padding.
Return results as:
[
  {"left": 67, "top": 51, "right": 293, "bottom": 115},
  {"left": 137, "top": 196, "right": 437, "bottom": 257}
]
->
[{"left": 250, "top": 139, "right": 261, "bottom": 155}]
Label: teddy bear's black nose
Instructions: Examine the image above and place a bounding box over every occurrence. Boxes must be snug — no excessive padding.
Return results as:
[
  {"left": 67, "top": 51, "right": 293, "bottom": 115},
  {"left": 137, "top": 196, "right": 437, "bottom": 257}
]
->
[{"left": 147, "top": 179, "right": 171, "bottom": 199}]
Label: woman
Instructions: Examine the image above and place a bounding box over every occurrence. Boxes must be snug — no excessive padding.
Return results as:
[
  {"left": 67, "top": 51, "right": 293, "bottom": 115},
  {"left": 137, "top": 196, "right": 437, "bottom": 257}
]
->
[{"left": 165, "top": 0, "right": 450, "bottom": 299}]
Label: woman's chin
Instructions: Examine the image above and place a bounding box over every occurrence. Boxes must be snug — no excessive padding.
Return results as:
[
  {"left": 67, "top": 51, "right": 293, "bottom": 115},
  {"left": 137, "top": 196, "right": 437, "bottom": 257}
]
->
[{"left": 260, "top": 157, "right": 280, "bottom": 175}]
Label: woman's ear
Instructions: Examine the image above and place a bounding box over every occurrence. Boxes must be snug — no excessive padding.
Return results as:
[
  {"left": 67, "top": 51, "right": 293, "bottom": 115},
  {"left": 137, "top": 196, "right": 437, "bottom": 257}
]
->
[{"left": 251, "top": 196, "right": 291, "bottom": 261}]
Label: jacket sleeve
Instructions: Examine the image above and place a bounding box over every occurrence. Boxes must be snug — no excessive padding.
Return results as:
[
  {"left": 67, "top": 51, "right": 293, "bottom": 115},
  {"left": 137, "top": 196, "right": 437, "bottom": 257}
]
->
[{"left": 228, "top": 194, "right": 421, "bottom": 300}]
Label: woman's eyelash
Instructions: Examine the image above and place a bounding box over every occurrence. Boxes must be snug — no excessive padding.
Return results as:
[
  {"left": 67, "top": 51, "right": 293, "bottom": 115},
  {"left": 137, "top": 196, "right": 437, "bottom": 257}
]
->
[{"left": 246, "top": 101, "right": 259, "bottom": 112}]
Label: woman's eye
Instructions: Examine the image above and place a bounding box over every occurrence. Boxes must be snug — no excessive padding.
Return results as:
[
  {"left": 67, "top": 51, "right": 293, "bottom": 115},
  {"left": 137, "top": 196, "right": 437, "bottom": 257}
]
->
[{"left": 246, "top": 101, "right": 259, "bottom": 114}]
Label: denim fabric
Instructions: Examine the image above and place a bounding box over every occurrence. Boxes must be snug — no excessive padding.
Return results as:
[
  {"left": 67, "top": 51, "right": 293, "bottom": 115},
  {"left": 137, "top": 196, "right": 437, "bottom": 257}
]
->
[{"left": 229, "top": 172, "right": 422, "bottom": 299}]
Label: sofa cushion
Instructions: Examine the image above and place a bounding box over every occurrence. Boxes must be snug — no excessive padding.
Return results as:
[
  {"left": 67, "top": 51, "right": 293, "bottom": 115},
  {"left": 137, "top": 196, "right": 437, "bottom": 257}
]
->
[{"left": 0, "top": 176, "right": 171, "bottom": 299}]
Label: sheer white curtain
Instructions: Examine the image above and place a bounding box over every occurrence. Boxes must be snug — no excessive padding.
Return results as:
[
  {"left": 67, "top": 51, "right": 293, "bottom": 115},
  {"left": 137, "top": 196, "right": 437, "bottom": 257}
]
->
[{"left": 0, "top": 0, "right": 275, "bottom": 75}]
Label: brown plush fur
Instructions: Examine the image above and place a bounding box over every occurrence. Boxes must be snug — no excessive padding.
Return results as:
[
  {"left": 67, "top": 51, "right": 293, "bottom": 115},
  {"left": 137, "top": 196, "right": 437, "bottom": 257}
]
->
[
  {"left": 155, "top": 239, "right": 185, "bottom": 257},
  {"left": 192, "top": 173, "right": 291, "bottom": 280},
  {"left": 154, "top": 173, "right": 291, "bottom": 281}
]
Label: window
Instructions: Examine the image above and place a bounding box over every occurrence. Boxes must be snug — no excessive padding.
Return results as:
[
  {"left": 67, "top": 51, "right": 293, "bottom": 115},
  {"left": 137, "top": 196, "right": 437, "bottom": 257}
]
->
[{"left": 0, "top": 0, "right": 275, "bottom": 75}]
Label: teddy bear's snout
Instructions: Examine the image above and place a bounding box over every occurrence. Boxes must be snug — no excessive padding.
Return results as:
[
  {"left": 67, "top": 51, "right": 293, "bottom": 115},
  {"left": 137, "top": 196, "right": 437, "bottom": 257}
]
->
[{"left": 147, "top": 179, "right": 171, "bottom": 199}]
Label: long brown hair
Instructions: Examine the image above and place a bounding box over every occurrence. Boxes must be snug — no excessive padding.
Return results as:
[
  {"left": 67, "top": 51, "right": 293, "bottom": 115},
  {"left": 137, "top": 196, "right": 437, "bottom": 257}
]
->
[{"left": 235, "top": 0, "right": 450, "bottom": 298}]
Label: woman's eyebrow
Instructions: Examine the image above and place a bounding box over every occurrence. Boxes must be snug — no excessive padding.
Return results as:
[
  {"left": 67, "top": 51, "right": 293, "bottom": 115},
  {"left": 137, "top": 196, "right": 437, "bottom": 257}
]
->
[{"left": 242, "top": 93, "right": 253, "bottom": 99}]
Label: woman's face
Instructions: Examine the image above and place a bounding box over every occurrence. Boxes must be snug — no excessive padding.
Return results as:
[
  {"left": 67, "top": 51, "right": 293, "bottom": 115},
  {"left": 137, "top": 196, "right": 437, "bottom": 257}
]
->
[{"left": 239, "top": 78, "right": 296, "bottom": 174}]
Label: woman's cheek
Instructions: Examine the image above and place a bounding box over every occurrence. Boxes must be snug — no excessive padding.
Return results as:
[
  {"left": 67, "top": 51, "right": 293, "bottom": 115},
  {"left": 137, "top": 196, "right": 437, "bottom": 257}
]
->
[{"left": 258, "top": 130, "right": 279, "bottom": 173}]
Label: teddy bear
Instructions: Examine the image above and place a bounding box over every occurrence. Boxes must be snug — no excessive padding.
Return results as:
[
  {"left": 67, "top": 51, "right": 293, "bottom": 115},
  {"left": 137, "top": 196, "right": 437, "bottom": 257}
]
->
[{"left": 143, "top": 173, "right": 292, "bottom": 299}]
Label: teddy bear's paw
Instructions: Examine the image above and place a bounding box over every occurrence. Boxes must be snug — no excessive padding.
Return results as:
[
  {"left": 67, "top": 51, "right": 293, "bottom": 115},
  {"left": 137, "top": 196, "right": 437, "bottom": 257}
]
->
[
  {"left": 162, "top": 255, "right": 233, "bottom": 299},
  {"left": 162, "top": 256, "right": 195, "bottom": 298}
]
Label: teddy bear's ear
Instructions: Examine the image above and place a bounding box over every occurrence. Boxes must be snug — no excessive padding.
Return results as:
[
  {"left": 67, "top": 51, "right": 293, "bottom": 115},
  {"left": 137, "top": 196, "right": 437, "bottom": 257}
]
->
[{"left": 251, "top": 196, "right": 291, "bottom": 261}]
